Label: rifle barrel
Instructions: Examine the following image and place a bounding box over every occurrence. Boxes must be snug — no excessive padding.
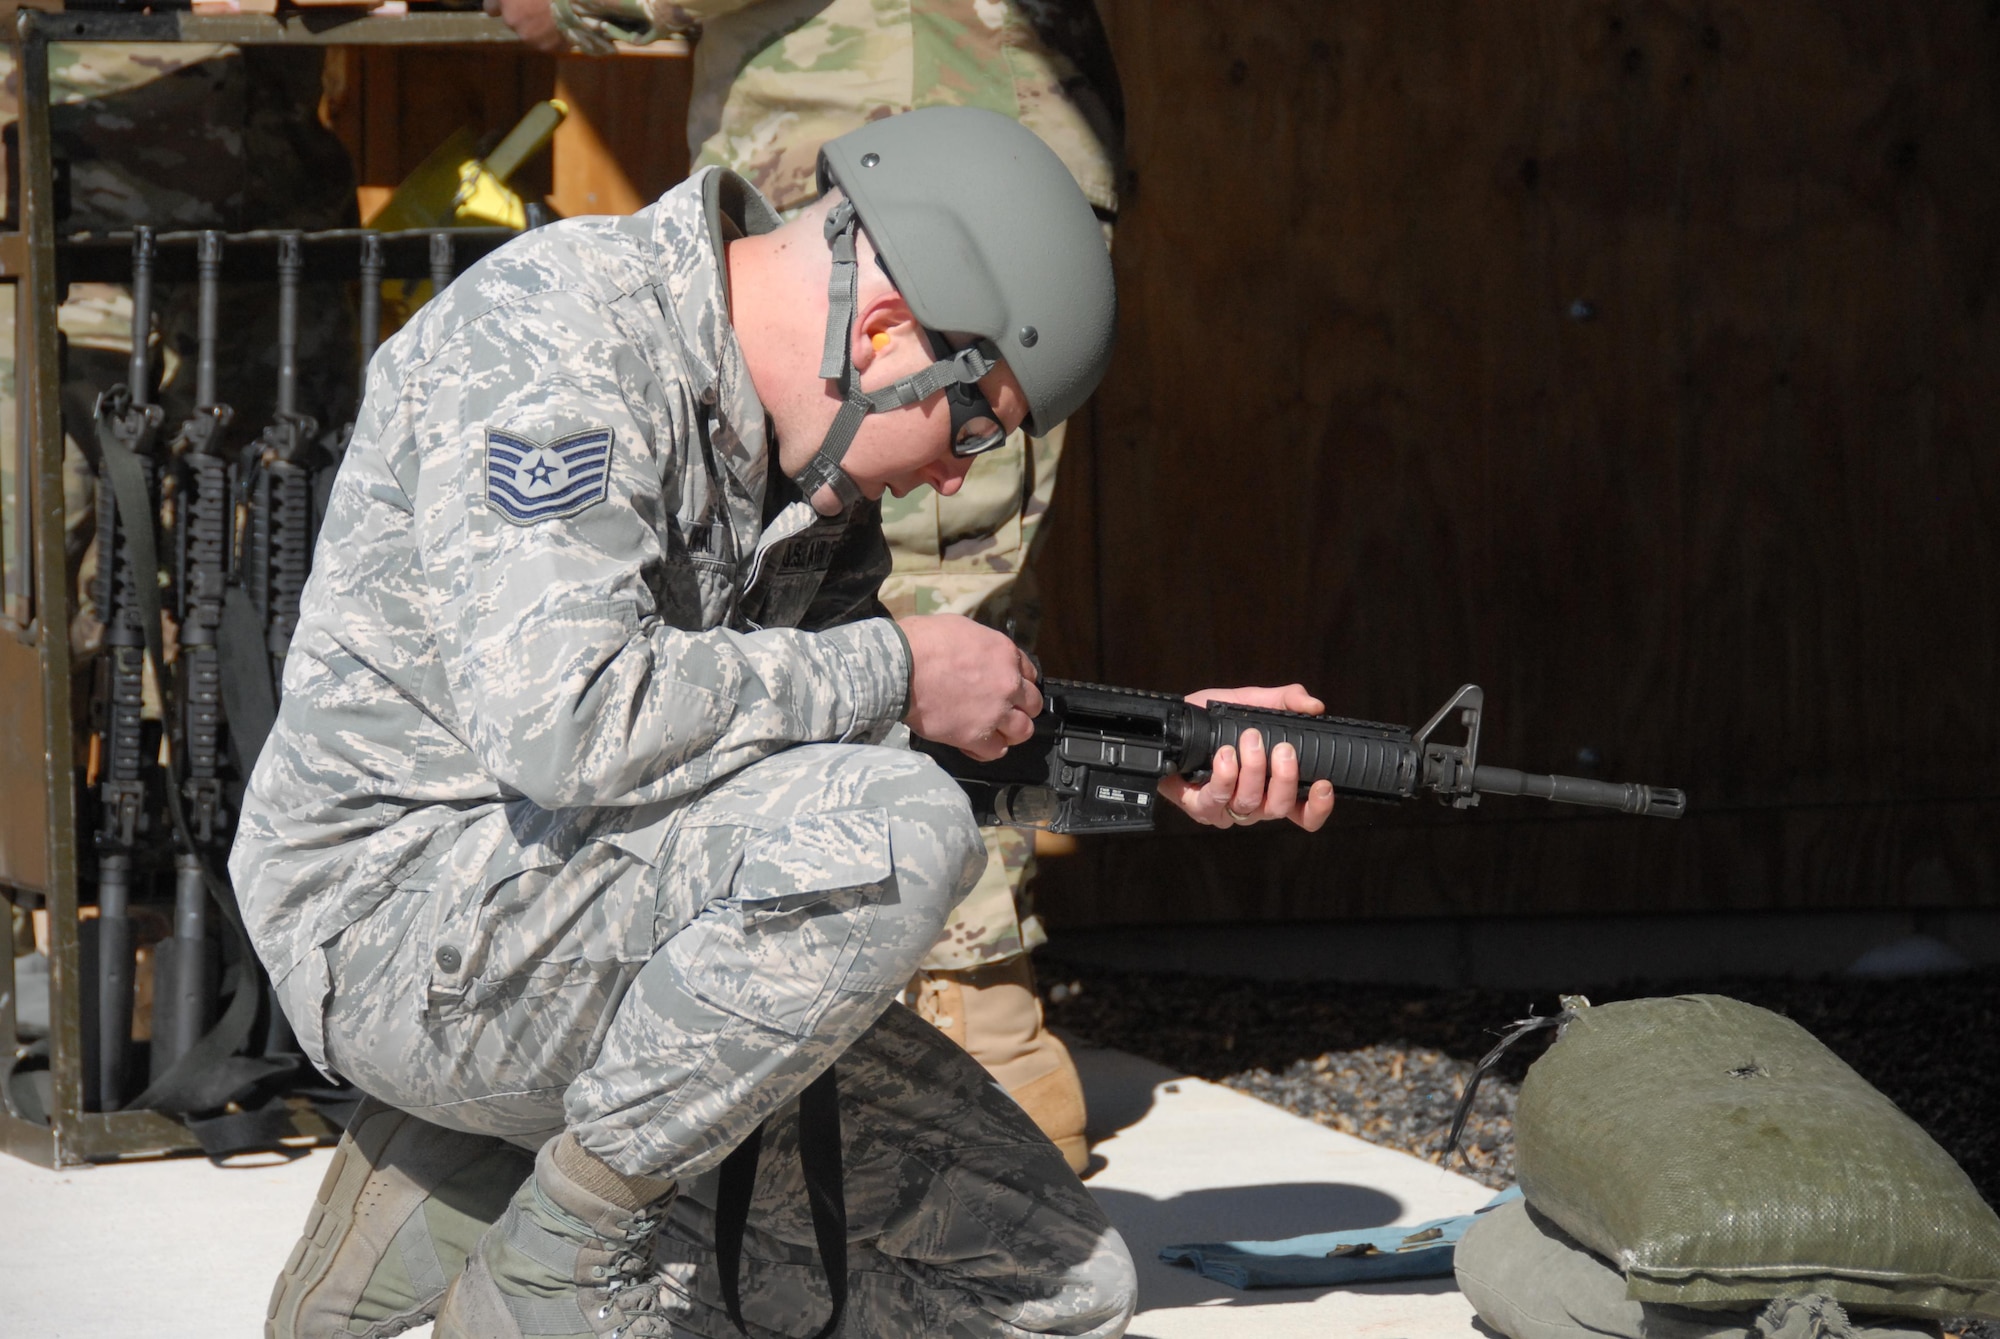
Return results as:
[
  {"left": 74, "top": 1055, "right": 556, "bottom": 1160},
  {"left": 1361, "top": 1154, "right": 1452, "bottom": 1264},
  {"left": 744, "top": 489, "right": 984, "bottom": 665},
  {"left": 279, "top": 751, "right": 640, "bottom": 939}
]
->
[
  {"left": 276, "top": 231, "right": 302, "bottom": 416},
  {"left": 359, "top": 232, "right": 384, "bottom": 369},
  {"left": 429, "top": 230, "right": 454, "bottom": 300},
  {"left": 1472, "top": 765, "right": 1686, "bottom": 818},
  {"left": 94, "top": 853, "right": 135, "bottom": 1108},
  {"left": 195, "top": 231, "right": 222, "bottom": 407},
  {"left": 128, "top": 227, "right": 153, "bottom": 402},
  {"left": 152, "top": 854, "right": 213, "bottom": 1076}
]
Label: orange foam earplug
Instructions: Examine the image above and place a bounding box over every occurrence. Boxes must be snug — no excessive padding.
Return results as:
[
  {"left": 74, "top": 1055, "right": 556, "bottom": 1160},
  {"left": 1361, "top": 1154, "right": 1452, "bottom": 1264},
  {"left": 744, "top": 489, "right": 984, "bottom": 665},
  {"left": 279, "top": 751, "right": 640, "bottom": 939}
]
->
[{"left": 871, "top": 332, "right": 892, "bottom": 351}]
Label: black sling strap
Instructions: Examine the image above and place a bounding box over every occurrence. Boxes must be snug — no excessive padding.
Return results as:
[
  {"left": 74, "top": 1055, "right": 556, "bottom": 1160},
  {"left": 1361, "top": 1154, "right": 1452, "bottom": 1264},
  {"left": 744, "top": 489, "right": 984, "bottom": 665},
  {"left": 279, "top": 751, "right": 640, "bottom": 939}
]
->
[{"left": 716, "top": 1063, "right": 848, "bottom": 1339}]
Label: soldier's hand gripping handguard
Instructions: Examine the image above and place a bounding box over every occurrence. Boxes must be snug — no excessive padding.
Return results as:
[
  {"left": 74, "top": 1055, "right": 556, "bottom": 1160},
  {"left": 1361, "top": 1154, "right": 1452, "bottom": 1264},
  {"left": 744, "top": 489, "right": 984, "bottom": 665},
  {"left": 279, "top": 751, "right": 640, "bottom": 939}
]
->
[{"left": 915, "top": 679, "right": 1686, "bottom": 833}]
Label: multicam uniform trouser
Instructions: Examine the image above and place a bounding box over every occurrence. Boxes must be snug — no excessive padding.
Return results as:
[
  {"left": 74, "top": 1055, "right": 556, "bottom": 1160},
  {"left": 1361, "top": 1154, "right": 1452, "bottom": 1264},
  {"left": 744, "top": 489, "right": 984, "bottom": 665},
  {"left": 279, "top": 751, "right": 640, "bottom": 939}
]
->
[
  {"left": 654, "top": 0, "right": 1124, "bottom": 975},
  {"left": 879, "top": 424, "right": 1066, "bottom": 971},
  {"left": 286, "top": 741, "right": 1137, "bottom": 1335}
]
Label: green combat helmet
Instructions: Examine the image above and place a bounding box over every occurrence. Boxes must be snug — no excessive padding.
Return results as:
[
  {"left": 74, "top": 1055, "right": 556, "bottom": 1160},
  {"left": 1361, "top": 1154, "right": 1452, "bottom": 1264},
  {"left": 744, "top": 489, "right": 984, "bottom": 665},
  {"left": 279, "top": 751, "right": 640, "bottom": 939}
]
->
[{"left": 797, "top": 105, "right": 1117, "bottom": 511}]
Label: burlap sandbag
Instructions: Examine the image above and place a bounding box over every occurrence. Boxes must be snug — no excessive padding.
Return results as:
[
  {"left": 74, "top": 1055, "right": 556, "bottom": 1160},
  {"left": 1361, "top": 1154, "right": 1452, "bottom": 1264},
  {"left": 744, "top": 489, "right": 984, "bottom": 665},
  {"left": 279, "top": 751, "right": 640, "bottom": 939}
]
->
[
  {"left": 1454, "top": 1197, "right": 1941, "bottom": 1339},
  {"left": 1514, "top": 995, "right": 2000, "bottom": 1319}
]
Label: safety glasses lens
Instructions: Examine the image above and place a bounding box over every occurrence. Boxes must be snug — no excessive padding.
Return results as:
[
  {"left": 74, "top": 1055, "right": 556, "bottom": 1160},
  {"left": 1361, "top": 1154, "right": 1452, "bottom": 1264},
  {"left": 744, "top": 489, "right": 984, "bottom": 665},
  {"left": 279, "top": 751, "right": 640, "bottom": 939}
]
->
[{"left": 952, "top": 418, "right": 1009, "bottom": 457}]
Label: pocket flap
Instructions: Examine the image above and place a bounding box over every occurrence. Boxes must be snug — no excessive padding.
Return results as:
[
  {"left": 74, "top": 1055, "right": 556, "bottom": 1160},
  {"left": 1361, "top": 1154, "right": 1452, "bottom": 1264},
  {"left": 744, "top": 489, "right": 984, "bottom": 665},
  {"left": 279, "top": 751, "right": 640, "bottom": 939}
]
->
[{"left": 736, "top": 806, "right": 893, "bottom": 907}]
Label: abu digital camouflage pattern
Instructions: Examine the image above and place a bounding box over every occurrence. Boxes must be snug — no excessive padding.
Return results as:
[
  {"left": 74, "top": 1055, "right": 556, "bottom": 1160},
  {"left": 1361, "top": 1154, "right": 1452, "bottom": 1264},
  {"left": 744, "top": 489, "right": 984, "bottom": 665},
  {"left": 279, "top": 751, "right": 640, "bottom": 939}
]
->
[
  {"left": 927, "top": 825, "right": 1047, "bottom": 965},
  {"left": 304, "top": 742, "right": 983, "bottom": 1175},
  {"left": 654, "top": 1003, "right": 1136, "bottom": 1336},
  {"left": 537, "top": 1, "right": 1120, "bottom": 971},
  {"left": 234, "top": 167, "right": 1125, "bottom": 1322},
  {"left": 230, "top": 167, "right": 912, "bottom": 997},
  {"left": 574, "top": 0, "right": 1122, "bottom": 970}
]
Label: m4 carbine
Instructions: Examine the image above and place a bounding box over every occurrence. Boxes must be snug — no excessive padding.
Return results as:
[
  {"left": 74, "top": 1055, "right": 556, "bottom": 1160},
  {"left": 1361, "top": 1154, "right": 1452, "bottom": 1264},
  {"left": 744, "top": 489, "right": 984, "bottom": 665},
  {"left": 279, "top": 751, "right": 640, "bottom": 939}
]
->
[
  {"left": 913, "top": 679, "right": 1686, "bottom": 834},
  {"left": 87, "top": 227, "right": 167, "bottom": 1109}
]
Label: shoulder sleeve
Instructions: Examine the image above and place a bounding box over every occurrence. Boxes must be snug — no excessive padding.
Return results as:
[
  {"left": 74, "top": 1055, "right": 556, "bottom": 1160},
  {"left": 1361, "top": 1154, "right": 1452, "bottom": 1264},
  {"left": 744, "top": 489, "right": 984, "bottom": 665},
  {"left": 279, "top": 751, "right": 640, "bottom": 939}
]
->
[{"left": 406, "top": 288, "right": 908, "bottom": 810}]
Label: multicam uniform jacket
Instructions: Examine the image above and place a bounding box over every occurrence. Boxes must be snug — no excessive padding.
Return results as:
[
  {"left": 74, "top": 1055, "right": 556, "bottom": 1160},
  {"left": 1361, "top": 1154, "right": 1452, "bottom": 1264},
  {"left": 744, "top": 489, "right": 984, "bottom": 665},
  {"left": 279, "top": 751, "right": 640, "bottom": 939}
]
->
[
  {"left": 230, "top": 167, "right": 911, "bottom": 1028},
  {"left": 549, "top": 0, "right": 1118, "bottom": 221},
  {"left": 550, "top": 0, "right": 1122, "bottom": 968}
]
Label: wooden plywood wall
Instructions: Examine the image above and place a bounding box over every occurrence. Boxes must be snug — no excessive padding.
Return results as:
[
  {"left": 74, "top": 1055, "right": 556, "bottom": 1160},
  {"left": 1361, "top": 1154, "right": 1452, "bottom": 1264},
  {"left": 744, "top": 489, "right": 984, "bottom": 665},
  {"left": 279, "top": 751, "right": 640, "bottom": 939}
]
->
[
  {"left": 310, "top": 9, "right": 2000, "bottom": 926},
  {"left": 1029, "top": 1, "right": 2000, "bottom": 925},
  {"left": 321, "top": 49, "right": 690, "bottom": 223}
]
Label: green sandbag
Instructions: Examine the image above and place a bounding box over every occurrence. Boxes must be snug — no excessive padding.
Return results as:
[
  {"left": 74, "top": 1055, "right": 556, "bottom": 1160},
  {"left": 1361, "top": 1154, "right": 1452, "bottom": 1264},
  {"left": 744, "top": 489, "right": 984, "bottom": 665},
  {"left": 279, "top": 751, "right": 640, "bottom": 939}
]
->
[{"left": 1514, "top": 994, "right": 2000, "bottom": 1320}]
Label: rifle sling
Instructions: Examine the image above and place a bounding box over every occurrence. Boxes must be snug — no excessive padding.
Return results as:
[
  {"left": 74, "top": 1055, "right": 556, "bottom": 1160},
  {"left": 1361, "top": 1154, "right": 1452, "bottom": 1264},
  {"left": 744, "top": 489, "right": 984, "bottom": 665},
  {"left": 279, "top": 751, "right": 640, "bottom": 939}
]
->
[
  {"left": 715, "top": 1063, "right": 848, "bottom": 1339},
  {"left": 219, "top": 582, "right": 278, "bottom": 768}
]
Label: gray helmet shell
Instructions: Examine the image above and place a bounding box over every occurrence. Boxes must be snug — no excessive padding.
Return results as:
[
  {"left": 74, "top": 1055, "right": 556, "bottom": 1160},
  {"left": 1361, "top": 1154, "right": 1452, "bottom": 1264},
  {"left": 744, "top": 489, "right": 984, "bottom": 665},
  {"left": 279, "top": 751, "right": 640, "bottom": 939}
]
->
[{"left": 817, "top": 106, "right": 1115, "bottom": 436}]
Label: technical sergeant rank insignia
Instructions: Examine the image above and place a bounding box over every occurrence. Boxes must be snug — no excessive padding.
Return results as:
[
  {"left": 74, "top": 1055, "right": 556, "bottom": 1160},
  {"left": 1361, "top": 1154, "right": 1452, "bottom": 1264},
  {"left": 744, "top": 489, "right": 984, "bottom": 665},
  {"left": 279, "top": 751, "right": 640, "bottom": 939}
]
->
[{"left": 484, "top": 427, "right": 613, "bottom": 524}]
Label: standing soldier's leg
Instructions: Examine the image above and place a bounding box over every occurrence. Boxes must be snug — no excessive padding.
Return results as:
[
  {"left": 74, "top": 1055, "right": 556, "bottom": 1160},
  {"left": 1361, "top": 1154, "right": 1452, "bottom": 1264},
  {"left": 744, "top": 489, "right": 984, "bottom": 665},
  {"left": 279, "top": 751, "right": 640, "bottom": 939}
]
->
[{"left": 878, "top": 422, "right": 1092, "bottom": 1173}]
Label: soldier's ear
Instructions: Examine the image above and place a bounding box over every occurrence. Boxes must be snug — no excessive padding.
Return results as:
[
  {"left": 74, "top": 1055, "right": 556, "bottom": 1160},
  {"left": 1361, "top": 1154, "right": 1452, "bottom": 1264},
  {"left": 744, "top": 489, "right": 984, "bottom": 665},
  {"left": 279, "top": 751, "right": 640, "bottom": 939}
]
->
[{"left": 853, "top": 296, "right": 919, "bottom": 369}]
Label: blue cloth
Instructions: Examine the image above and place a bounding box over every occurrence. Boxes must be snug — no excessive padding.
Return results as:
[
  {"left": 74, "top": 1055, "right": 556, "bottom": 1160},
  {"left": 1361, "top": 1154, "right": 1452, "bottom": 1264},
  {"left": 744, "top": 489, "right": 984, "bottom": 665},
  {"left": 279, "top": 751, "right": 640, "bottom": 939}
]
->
[{"left": 1159, "top": 1187, "right": 1522, "bottom": 1290}]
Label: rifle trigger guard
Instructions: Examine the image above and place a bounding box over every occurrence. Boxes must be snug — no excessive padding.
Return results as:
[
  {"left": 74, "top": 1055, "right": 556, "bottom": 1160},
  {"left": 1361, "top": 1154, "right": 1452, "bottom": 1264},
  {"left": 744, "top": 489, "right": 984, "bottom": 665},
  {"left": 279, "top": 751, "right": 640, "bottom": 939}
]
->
[{"left": 1413, "top": 684, "right": 1484, "bottom": 807}]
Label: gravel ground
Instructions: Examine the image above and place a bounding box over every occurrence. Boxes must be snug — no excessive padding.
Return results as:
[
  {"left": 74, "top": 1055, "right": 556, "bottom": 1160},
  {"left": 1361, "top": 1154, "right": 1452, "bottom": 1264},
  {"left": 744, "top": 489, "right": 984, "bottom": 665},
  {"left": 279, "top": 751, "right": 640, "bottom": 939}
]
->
[
  {"left": 1225, "top": 1043, "right": 1521, "bottom": 1186},
  {"left": 1040, "top": 960, "right": 2000, "bottom": 1209}
]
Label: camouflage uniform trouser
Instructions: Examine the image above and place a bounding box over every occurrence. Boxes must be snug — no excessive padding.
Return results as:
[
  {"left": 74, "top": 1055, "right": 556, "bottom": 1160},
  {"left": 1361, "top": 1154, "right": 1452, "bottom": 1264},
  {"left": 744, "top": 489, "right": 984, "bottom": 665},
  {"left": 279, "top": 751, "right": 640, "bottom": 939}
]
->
[
  {"left": 656, "top": 1004, "right": 1135, "bottom": 1338},
  {"left": 289, "top": 742, "right": 1134, "bottom": 1333}
]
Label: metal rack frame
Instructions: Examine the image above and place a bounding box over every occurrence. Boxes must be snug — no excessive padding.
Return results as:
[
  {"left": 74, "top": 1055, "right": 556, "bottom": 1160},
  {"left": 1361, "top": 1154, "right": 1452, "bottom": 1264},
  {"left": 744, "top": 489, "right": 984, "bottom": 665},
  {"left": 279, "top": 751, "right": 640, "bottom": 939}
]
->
[{"left": 0, "top": 6, "right": 525, "bottom": 1167}]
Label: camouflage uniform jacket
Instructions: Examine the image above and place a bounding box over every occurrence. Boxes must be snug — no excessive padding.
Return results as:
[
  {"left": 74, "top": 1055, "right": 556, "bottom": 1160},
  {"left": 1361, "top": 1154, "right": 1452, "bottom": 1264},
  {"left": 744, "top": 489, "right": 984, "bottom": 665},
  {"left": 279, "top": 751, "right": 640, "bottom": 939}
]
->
[{"left": 230, "top": 167, "right": 911, "bottom": 992}]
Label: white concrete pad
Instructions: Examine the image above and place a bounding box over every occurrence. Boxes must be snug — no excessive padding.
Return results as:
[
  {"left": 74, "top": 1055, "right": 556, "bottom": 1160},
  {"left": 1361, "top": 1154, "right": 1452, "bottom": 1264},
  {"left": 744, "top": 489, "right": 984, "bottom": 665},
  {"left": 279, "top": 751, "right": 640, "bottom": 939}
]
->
[
  {"left": 0, "top": 1145, "right": 332, "bottom": 1338},
  {"left": 1073, "top": 1040, "right": 1495, "bottom": 1339},
  {"left": 0, "top": 1044, "right": 1494, "bottom": 1339}
]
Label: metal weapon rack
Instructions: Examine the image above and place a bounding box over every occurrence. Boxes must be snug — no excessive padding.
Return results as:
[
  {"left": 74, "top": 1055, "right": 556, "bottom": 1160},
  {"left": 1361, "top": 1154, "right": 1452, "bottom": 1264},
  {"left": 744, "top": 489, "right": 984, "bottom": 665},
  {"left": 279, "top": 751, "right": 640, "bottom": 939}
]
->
[{"left": 0, "top": 6, "right": 527, "bottom": 1166}]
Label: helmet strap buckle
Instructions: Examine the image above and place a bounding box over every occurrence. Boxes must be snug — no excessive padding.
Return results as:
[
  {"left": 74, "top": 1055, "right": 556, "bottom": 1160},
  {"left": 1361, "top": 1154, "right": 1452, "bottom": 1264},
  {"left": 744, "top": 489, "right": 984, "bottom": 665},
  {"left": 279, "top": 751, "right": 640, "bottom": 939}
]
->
[{"left": 797, "top": 200, "right": 1003, "bottom": 513}]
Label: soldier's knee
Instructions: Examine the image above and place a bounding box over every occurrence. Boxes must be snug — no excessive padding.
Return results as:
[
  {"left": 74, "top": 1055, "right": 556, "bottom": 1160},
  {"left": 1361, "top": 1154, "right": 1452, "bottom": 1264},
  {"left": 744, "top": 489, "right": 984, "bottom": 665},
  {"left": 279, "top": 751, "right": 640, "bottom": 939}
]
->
[
  {"left": 826, "top": 745, "right": 984, "bottom": 913},
  {"left": 897, "top": 761, "right": 985, "bottom": 927},
  {"left": 1051, "top": 1227, "right": 1139, "bottom": 1336}
]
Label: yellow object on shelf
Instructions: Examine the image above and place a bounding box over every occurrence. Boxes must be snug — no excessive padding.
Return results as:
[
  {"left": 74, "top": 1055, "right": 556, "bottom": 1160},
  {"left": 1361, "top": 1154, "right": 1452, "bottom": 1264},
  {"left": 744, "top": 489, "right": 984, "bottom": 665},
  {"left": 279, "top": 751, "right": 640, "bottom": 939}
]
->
[
  {"left": 365, "top": 99, "right": 568, "bottom": 233},
  {"left": 365, "top": 99, "right": 569, "bottom": 333}
]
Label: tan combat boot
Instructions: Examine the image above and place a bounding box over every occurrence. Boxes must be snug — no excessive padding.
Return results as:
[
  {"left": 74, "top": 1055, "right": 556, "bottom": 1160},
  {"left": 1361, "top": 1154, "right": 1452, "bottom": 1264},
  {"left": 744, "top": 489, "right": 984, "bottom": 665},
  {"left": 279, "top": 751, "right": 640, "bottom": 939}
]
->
[
  {"left": 911, "top": 956, "right": 1090, "bottom": 1174},
  {"left": 267, "top": 1095, "right": 537, "bottom": 1339},
  {"left": 435, "top": 1132, "right": 675, "bottom": 1339}
]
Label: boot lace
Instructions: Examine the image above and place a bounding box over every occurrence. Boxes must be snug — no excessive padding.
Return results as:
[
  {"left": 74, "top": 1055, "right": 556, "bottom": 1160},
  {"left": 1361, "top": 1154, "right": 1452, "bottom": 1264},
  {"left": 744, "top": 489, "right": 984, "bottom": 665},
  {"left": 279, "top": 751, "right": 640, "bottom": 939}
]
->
[{"left": 591, "top": 1204, "right": 672, "bottom": 1339}]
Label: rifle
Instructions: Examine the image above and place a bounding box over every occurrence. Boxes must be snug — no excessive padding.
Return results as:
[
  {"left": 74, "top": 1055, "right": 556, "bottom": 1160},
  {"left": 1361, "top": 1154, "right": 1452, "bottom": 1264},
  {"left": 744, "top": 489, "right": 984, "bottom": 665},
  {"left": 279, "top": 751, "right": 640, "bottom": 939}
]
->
[
  {"left": 913, "top": 679, "right": 1686, "bottom": 834},
  {"left": 241, "top": 231, "right": 321, "bottom": 691},
  {"left": 233, "top": 230, "right": 324, "bottom": 1062},
  {"left": 155, "top": 229, "right": 233, "bottom": 1080},
  {"left": 87, "top": 226, "right": 167, "bottom": 1108}
]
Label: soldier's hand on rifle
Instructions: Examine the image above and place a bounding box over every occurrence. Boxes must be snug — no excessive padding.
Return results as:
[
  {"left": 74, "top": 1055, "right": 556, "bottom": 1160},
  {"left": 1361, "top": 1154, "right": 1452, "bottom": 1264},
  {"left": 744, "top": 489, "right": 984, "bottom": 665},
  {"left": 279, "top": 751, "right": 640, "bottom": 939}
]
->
[
  {"left": 900, "top": 614, "right": 1044, "bottom": 763},
  {"left": 1162, "top": 684, "right": 1338, "bottom": 832}
]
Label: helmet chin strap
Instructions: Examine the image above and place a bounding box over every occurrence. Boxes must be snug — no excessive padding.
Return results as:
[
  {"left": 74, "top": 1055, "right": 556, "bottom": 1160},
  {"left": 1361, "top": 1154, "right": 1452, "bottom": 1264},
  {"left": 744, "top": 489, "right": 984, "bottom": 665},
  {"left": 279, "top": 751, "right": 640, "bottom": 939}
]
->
[{"left": 796, "top": 199, "right": 998, "bottom": 512}]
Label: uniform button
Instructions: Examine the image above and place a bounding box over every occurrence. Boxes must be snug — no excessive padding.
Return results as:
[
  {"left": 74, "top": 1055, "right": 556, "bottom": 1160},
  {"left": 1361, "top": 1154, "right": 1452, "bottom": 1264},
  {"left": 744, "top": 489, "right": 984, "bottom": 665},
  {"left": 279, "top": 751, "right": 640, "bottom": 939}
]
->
[{"left": 434, "top": 945, "right": 463, "bottom": 973}]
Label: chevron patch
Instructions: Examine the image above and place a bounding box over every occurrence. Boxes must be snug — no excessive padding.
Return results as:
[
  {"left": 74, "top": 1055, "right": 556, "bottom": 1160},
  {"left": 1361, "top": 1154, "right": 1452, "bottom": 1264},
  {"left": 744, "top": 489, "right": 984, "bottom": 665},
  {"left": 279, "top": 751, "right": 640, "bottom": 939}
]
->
[{"left": 484, "top": 427, "right": 613, "bottom": 525}]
